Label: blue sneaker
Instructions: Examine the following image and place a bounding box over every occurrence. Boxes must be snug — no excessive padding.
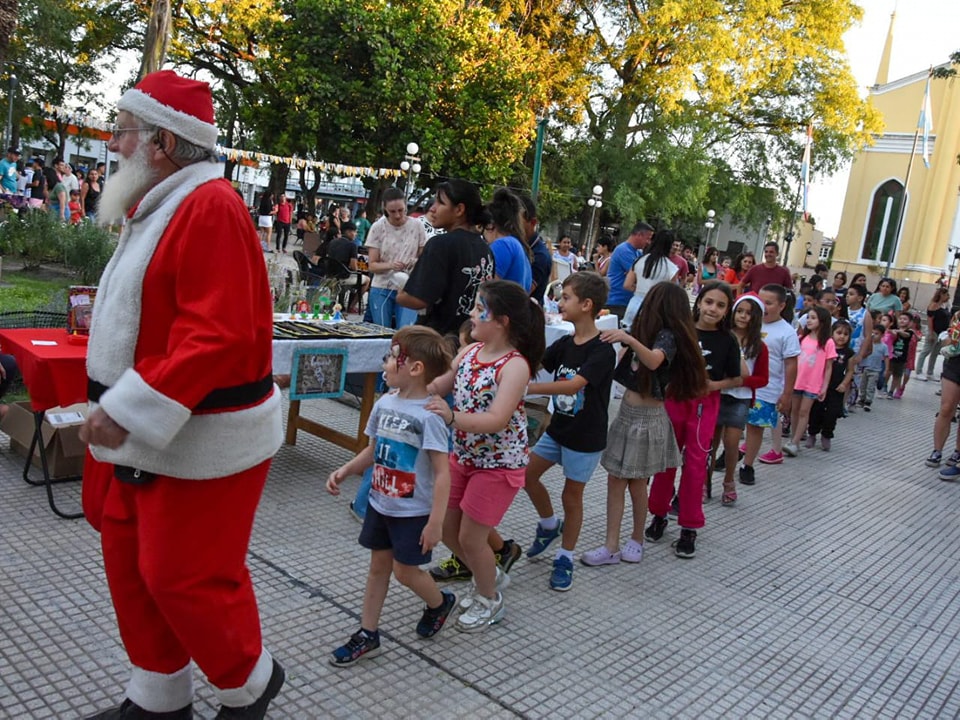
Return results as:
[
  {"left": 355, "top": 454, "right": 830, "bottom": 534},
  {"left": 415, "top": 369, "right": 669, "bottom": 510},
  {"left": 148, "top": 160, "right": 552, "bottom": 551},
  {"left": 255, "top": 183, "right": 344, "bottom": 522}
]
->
[
  {"left": 526, "top": 519, "right": 564, "bottom": 558},
  {"left": 549, "top": 555, "right": 573, "bottom": 591},
  {"left": 939, "top": 465, "right": 960, "bottom": 482}
]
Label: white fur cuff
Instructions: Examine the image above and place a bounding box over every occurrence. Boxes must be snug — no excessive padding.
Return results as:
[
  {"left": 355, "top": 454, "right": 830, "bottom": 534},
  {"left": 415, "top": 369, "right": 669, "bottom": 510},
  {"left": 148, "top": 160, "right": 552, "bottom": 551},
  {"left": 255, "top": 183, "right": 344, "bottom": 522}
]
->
[
  {"left": 214, "top": 648, "right": 273, "bottom": 707},
  {"left": 98, "top": 368, "right": 192, "bottom": 450},
  {"left": 127, "top": 662, "right": 193, "bottom": 713}
]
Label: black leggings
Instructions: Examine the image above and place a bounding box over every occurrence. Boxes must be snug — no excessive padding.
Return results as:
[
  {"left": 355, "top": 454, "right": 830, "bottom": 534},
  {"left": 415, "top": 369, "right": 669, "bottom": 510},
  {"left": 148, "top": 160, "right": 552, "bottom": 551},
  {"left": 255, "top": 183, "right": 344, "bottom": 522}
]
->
[{"left": 808, "top": 389, "right": 844, "bottom": 439}]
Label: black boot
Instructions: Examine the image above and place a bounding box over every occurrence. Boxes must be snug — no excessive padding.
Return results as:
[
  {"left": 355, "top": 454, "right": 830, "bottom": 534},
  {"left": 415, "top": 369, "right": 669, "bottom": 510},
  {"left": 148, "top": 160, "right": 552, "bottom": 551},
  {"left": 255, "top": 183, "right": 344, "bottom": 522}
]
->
[
  {"left": 215, "top": 660, "right": 285, "bottom": 719},
  {"left": 86, "top": 698, "right": 193, "bottom": 719}
]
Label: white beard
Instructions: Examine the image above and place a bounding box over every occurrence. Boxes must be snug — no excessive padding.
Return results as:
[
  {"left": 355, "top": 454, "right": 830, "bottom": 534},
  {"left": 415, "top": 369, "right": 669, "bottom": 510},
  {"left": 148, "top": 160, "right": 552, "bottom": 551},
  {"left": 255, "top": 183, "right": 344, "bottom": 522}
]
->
[{"left": 96, "top": 142, "right": 159, "bottom": 227}]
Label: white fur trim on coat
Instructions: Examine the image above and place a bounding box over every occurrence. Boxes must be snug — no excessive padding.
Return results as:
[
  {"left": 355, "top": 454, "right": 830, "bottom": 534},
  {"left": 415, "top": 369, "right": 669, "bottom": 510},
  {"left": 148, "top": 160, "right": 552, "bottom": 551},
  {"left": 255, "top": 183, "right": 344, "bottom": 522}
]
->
[
  {"left": 87, "top": 161, "right": 282, "bottom": 478},
  {"left": 99, "top": 368, "right": 191, "bottom": 450},
  {"left": 127, "top": 662, "right": 193, "bottom": 713},
  {"left": 215, "top": 648, "right": 273, "bottom": 707},
  {"left": 118, "top": 88, "right": 219, "bottom": 150},
  {"left": 89, "top": 386, "right": 282, "bottom": 480}
]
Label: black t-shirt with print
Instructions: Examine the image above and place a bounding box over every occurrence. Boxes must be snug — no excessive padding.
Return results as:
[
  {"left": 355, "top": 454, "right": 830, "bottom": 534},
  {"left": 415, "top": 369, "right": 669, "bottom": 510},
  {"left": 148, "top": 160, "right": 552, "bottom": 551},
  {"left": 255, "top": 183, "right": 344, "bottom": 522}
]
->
[
  {"left": 891, "top": 331, "right": 911, "bottom": 363},
  {"left": 827, "top": 345, "right": 855, "bottom": 391},
  {"left": 613, "top": 329, "right": 676, "bottom": 401},
  {"left": 541, "top": 334, "right": 616, "bottom": 453},
  {"left": 403, "top": 228, "right": 494, "bottom": 336},
  {"left": 698, "top": 328, "right": 741, "bottom": 382}
]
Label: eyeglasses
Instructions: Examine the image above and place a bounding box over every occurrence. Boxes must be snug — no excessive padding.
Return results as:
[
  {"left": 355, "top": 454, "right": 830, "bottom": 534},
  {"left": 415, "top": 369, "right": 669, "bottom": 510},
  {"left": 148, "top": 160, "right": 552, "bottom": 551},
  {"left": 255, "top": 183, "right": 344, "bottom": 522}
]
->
[{"left": 109, "top": 125, "right": 152, "bottom": 137}]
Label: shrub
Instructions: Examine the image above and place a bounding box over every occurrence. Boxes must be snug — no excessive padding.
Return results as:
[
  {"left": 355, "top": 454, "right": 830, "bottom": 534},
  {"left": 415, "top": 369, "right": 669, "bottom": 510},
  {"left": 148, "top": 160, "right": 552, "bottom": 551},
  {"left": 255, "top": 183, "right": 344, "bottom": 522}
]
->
[
  {"left": 61, "top": 221, "right": 117, "bottom": 284},
  {"left": 0, "top": 209, "right": 116, "bottom": 283}
]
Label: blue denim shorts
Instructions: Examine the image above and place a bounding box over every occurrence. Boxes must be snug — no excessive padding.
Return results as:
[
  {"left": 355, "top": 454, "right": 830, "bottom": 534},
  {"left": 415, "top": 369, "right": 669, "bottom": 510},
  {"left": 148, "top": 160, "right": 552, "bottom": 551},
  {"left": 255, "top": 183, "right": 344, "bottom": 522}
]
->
[
  {"left": 747, "top": 399, "right": 778, "bottom": 428},
  {"left": 793, "top": 389, "right": 819, "bottom": 400},
  {"left": 531, "top": 433, "right": 602, "bottom": 483},
  {"left": 358, "top": 504, "right": 431, "bottom": 566}
]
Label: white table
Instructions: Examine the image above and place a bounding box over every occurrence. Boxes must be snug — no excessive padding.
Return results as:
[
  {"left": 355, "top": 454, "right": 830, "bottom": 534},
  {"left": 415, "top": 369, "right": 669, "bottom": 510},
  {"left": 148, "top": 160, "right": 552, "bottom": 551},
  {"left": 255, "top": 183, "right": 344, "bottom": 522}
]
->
[{"left": 273, "top": 336, "right": 392, "bottom": 453}]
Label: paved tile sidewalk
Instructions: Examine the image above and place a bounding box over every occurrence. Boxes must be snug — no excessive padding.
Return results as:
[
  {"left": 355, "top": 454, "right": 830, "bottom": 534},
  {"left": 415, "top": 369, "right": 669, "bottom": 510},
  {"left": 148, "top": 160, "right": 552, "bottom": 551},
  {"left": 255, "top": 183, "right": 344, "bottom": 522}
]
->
[{"left": 1, "top": 376, "right": 959, "bottom": 719}]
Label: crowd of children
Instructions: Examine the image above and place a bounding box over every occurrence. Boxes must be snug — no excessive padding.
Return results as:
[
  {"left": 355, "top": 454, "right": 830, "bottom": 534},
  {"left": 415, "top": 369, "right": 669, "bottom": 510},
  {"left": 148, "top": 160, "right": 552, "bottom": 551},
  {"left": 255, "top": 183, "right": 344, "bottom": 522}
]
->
[{"left": 323, "top": 263, "right": 941, "bottom": 667}]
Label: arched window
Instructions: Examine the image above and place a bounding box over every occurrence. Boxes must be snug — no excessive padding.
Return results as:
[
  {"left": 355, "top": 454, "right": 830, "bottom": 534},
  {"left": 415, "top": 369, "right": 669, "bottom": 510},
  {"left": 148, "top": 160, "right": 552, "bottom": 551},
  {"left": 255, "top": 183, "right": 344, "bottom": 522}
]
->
[{"left": 860, "top": 179, "right": 905, "bottom": 263}]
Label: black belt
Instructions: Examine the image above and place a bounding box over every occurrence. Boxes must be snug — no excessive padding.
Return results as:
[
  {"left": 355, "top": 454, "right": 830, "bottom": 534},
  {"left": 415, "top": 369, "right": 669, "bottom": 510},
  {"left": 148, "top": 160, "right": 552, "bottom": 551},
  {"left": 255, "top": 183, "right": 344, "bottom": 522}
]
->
[{"left": 88, "top": 374, "right": 274, "bottom": 411}]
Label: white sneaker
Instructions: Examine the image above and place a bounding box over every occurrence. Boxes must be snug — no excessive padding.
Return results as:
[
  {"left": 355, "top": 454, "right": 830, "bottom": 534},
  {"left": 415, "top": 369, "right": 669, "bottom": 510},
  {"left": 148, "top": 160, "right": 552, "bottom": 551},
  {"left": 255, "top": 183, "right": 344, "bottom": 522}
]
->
[
  {"left": 456, "top": 591, "right": 505, "bottom": 633},
  {"left": 916, "top": 373, "right": 928, "bottom": 382},
  {"left": 458, "top": 567, "right": 510, "bottom": 611},
  {"left": 782, "top": 441, "right": 799, "bottom": 457}
]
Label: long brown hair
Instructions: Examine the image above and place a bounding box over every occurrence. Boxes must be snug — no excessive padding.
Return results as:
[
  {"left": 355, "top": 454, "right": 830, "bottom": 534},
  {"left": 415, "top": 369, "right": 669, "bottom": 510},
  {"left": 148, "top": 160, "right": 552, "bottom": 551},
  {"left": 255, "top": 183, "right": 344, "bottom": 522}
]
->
[
  {"left": 801, "top": 305, "right": 833, "bottom": 349},
  {"left": 479, "top": 279, "right": 544, "bottom": 376},
  {"left": 630, "top": 282, "right": 707, "bottom": 401}
]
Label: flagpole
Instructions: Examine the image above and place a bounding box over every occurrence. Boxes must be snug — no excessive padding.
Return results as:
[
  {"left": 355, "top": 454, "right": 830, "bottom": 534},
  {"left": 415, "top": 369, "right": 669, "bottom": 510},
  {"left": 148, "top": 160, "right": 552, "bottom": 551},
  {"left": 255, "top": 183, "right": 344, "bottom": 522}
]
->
[{"left": 884, "top": 67, "right": 933, "bottom": 277}]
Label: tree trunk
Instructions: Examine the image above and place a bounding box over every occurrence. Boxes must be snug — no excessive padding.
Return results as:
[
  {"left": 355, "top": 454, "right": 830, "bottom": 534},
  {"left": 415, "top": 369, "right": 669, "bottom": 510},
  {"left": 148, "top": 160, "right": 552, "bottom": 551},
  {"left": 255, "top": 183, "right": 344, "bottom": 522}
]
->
[
  {"left": 137, "top": 0, "right": 172, "bottom": 82},
  {"left": 298, "top": 165, "right": 321, "bottom": 216},
  {"left": 270, "top": 164, "right": 289, "bottom": 198},
  {"left": 0, "top": 0, "right": 18, "bottom": 67}
]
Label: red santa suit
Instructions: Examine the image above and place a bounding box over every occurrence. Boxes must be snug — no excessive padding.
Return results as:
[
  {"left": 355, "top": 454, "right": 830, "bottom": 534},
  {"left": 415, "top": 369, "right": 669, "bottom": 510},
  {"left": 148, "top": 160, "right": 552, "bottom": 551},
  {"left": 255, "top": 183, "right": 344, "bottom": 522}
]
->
[{"left": 83, "top": 159, "right": 283, "bottom": 713}]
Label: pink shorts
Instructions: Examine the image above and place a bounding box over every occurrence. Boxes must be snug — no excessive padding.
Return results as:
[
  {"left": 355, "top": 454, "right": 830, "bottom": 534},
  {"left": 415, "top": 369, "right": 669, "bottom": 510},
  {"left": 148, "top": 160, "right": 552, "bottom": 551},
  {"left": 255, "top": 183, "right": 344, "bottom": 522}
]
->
[{"left": 448, "top": 458, "right": 524, "bottom": 527}]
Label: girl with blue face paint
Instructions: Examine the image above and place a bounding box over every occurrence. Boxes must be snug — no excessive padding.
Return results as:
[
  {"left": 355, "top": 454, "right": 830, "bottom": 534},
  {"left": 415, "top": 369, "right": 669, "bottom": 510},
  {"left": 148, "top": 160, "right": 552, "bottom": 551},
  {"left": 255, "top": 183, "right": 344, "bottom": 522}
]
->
[{"left": 425, "top": 280, "right": 545, "bottom": 633}]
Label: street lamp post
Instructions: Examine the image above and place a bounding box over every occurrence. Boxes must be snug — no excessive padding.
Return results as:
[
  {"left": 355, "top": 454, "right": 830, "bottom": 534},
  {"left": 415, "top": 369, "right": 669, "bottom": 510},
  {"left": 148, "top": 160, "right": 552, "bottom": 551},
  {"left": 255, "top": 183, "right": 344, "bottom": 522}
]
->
[
  {"left": 699, "top": 209, "right": 716, "bottom": 267},
  {"left": 584, "top": 184, "right": 603, "bottom": 261},
  {"left": 5, "top": 74, "right": 17, "bottom": 151},
  {"left": 399, "top": 141, "right": 421, "bottom": 204}
]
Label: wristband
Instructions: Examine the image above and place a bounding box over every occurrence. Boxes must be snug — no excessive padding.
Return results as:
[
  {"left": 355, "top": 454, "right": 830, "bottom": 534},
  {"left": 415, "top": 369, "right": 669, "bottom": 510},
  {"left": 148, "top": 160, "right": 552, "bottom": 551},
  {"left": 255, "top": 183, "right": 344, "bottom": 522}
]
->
[{"left": 446, "top": 410, "right": 455, "bottom": 428}]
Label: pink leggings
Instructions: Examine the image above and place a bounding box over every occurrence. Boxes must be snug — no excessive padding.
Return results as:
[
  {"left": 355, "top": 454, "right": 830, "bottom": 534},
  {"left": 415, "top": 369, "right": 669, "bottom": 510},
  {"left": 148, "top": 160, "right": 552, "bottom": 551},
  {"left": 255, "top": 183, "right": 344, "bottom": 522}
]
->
[{"left": 648, "top": 392, "right": 720, "bottom": 530}]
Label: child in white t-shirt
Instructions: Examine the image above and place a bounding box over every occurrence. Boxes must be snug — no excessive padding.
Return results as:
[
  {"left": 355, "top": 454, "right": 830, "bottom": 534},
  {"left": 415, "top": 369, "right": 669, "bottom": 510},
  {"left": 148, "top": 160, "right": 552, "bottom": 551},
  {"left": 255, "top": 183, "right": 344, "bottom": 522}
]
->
[{"left": 739, "top": 284, "right": 801, "bottom": 486}]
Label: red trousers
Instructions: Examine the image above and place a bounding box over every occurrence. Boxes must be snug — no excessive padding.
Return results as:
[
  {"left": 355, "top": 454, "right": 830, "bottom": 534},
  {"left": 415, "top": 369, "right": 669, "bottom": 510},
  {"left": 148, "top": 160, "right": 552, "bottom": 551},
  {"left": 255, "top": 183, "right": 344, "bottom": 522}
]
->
[
  {"left": 648, "top": 393, "right": 720, "bottom": 530},
  {"left": 83, "top": 455, "right": 270, "bottom": 693}
]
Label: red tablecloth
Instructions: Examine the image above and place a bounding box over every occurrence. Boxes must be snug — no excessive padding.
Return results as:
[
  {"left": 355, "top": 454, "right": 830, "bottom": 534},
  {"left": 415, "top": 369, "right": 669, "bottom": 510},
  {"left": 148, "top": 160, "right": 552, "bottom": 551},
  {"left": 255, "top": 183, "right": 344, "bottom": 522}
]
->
[{"left": 0, "top": 328, "right": 88, "bottom": 411}]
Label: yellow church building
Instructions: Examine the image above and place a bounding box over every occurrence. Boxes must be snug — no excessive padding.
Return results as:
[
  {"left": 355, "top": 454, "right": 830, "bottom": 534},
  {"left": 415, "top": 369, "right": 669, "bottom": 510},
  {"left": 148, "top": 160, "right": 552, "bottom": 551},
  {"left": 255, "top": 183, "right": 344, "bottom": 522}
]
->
[{"left": 832, "top": 14, "right": 960, "bottom": 288}]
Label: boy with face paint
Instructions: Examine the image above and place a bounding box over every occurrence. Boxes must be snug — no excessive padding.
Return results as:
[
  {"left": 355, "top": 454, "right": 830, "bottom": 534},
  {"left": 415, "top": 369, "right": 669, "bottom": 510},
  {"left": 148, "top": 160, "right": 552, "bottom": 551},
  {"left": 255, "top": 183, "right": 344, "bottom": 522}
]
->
[{"left": 326, "top": 326, "right": 455, "bottom": 665}]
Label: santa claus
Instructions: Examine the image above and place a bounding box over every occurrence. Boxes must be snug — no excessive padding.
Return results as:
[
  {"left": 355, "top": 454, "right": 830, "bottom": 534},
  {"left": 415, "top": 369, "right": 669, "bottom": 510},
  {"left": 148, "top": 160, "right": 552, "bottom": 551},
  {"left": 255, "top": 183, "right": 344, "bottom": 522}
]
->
[{"left": 79, "top": 70, "right": 284, "bottom": 719}]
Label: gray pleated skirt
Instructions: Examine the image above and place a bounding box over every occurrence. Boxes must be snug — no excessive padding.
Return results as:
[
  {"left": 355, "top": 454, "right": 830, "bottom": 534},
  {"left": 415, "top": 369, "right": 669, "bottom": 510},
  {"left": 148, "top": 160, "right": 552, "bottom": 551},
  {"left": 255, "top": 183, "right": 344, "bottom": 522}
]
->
[{"left": 601, "top": 402, "right": 681, "bottom": 479}]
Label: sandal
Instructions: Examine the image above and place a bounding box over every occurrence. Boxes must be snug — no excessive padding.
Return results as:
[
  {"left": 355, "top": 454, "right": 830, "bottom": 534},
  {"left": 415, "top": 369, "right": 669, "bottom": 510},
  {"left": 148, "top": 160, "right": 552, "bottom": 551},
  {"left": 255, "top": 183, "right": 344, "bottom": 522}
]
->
[{"left": 722, "top": 490, "right": 737, "bottom": 505}]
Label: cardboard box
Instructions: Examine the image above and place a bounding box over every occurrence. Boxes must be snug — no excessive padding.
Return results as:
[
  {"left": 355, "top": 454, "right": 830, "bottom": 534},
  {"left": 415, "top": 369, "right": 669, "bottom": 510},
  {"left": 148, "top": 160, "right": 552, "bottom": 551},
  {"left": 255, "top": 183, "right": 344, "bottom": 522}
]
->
[{"left": 1, "top": 401, "right": 87, "bottom": 479}]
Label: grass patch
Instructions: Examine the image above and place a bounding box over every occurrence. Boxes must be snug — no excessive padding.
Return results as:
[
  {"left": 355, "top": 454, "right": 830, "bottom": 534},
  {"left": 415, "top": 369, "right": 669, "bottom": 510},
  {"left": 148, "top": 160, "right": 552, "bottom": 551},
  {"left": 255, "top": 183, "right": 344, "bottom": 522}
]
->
[{"left": 0, "top": 269, "right": 73, "bottom": 314}]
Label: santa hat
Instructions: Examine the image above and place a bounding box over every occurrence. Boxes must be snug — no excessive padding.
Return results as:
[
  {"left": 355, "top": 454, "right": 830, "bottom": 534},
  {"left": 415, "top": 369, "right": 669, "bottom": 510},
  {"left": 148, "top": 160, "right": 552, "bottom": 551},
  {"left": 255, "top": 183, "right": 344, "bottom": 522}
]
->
[
  {"left": 117, "top": 70, "right": 218, "bottom": 150},
  {"left": 733, "top": 293, "right": 764, "bottom": 314}
]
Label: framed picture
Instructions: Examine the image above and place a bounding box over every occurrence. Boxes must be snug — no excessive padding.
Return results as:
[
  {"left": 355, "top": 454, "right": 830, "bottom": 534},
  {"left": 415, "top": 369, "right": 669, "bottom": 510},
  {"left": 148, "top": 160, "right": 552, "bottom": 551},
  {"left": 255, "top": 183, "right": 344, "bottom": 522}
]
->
[{"left": 290, "top": 347, "right": 348, "bottom": 400}]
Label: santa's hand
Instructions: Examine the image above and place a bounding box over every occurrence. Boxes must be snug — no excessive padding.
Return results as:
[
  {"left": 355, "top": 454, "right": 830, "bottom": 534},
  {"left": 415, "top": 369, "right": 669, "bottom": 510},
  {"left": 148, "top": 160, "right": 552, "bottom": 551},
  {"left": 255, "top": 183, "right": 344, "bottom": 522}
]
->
[{"left": 79, "top": 407, "right": 129, "bottom": 449}]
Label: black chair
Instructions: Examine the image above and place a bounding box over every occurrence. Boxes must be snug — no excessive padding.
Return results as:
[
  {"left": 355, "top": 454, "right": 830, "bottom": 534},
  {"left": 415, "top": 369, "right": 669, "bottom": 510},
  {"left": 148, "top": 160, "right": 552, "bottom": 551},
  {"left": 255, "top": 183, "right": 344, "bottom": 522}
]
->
[
  {"left": 0, "top": 310, "right": 70, "bottom": 329},
  {"left": 317, "top": 257, "right": 366, "bottom": 314},
  {"left": 292, "top": 251, "right": 325, "bottom": 287}
]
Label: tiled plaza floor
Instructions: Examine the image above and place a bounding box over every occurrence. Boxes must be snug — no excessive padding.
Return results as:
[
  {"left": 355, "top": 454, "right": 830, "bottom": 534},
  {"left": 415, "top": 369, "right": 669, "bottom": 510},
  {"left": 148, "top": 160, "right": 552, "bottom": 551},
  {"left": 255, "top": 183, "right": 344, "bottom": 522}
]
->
[{"left": 1, "top": 371, "right": 959, "bottom": 719}]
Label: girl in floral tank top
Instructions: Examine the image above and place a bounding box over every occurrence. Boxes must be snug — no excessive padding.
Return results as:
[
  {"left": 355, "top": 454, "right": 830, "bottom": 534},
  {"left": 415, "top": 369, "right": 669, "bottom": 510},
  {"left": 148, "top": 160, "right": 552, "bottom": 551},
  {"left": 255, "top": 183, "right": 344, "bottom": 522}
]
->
[
  {"left": 427, "top": 280, "right": 544, "bottom": 633},
  {"left": 452, "top": 345, "right": 529, "bottom": 469}
]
